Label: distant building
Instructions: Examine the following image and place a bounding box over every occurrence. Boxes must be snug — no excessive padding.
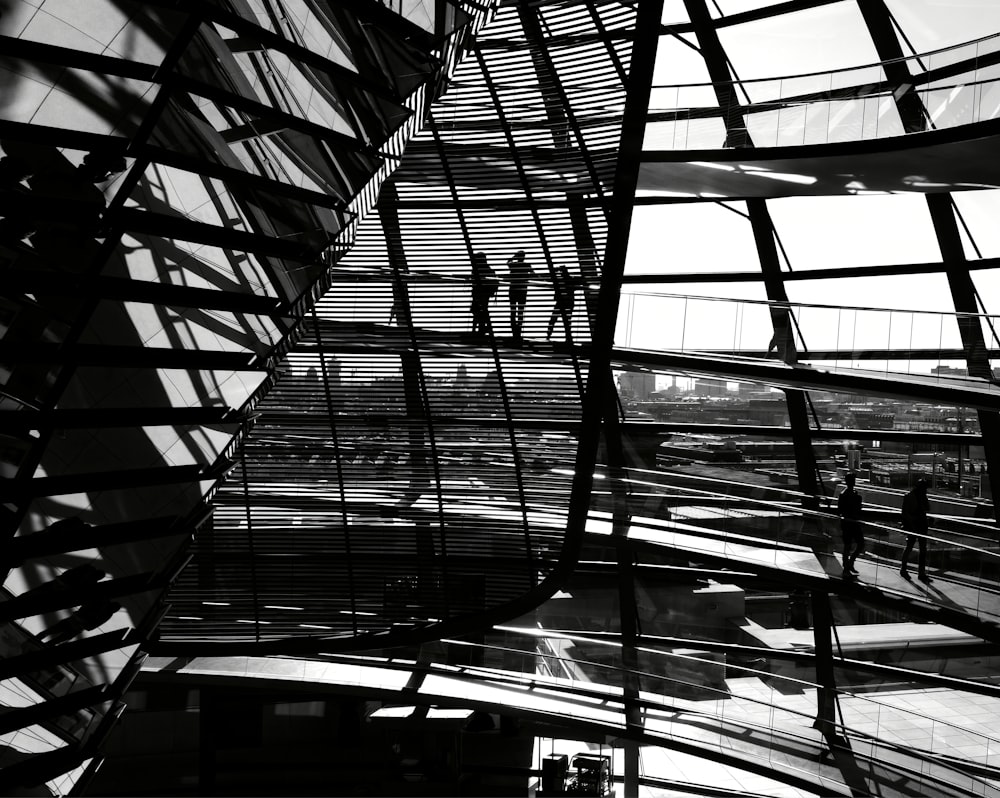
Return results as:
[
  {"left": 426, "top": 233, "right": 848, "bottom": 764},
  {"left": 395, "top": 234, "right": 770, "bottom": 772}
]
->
[
  {"left": 851, "top": 407, "right": 895, "bottom": 429},
  {"left": 619, "top": 371, "right": 656, "bottom": 400},
  {"left": 693, "top": 378, "right": 730, "bottom": 396},
  {"left": 931, "top": 365, "right": 968, "bottom": 378}
]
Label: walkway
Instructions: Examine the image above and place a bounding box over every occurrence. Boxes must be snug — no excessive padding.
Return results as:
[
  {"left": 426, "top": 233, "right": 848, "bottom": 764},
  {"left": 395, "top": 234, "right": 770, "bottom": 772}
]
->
[{"left": 639, "top": 118, "right": 1000, "bottom": 198}]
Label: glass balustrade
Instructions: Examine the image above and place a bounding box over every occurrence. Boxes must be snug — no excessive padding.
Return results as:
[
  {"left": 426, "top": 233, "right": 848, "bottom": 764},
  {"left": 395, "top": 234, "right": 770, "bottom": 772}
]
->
[
  {"left": 495, "top": 629, "right": 1000, "bottom": 792},
  {"left": 278, "top": 457, "right": 997, "bottom": 630},
  {"left": 616, "top": 291, "right": 1000, "bottom": 392},
  {"left": 612, "top": 465, "right": 1000, "bottom": 625},
  {"left": 646, "top": 33, "right": 1000, "bottom": 150},
  {"left": 321, "top": 628, "right": 1000, "bottom": 795}
]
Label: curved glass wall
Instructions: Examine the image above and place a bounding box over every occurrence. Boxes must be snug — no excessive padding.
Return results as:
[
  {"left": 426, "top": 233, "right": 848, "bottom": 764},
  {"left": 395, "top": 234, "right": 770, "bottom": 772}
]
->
[{"left": 5, "top": 1, "right": 1000, "bottom": 796}]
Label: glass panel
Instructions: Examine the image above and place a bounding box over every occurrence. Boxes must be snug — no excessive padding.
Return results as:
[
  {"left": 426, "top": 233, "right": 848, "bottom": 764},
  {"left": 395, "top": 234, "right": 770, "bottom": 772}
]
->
[
  {"left": 718, "top": 2, "right": 879, "bottom": 81},
  {"left": 885, "top": 0, "right": 1000, "bottom": 56},
  {"left": 109, "top": 230, "right": 280, "bottom": 300},
  {"left": 660, "top": 0, "right": 691, "bottom": 25},
  {"left": 57, "top": 366, "right": 267, "bottom": 410},
  {"left": 10, "top": 0, "right": 182, "bottom": 64},
  {"left": 625, "top": 203, "right": 755, "bottom": 276},
  {"left": 768, "top": 194, "right": 941, "bottom": 271},
  {"left": 953, "top": 190, "right": 1000, "bottom": 260},
  {"left": 786, "top": 273, "right": 956, "bottom": 315},
  {"left": 0, "top": 60, "right": 154, "bottom": 136}
]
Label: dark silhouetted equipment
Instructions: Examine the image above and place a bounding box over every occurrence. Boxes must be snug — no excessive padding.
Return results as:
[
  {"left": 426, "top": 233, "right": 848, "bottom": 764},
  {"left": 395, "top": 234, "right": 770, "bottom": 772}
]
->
[
  {"left": 567, "top": 753, "right": 611, "bottom": 796},
  {"left": 541, "top": 753, "right": 568, "bottom": 794}
]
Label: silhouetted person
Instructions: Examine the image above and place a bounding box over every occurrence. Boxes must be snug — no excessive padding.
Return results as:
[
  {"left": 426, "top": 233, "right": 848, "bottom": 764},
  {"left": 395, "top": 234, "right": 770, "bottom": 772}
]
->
[
  {"left": 38, "top": 599, "right": 121, "bottom": 645},
  {"left": 5, "top": 564, "right": 105, "bottom": 606},
  {"left": 470, "top": 251, "right": 498, "bottom": 334},
  {"left": 837, "top": 473, "right": 864, "bottom": 579},
  {"left": 766, "top": 304, "right": 797, "bottom": 363},
  {"left": 54, "top": 564, "right": 105, "bottom": 590},
  {"left": 546, "top": 263, "right": 578, "bottom": 341},
  {"left": 78, "top": 151, "right": 127, "bottom": 183},
  {"left": 505, "top": 250, "right": 534, "bottom": 341},
  {"left": 900, "top": 478, "right": 931, "bottom": 582}
]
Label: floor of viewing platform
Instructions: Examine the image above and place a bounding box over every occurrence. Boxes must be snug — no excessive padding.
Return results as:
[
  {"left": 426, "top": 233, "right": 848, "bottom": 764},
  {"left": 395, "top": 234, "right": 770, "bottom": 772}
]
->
[
  {"left": 596, "top": 510, "right": 1000, "bottom": 630},
  {"left": 628, "top": 679, "right": 1000, "bottom": 797}
]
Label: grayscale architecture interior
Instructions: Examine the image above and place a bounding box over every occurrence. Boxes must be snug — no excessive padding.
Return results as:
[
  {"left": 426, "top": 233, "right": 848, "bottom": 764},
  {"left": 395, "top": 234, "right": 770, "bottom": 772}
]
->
[{"left": 3, "top": 0, "right": 1000, "bottom": 796}]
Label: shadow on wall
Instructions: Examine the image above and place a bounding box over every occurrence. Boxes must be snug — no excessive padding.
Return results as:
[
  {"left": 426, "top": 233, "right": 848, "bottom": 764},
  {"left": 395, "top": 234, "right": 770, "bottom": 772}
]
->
[{"left": 0, "top": 138, "right": 211, "bottom": 635}]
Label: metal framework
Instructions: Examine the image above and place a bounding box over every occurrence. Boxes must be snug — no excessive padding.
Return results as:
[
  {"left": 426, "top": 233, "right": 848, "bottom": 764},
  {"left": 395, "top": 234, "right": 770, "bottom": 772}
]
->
[
  {"left": 3, "top": 1, "right": 1000, "bottom": 796},
  {"left": 0, "top": 1, "right": 487, "bottom": 792}
]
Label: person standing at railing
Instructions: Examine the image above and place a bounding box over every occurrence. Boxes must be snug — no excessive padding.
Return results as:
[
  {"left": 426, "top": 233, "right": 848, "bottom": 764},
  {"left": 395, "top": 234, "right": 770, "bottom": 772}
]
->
[
  {"left": 470, "top": 251, "right": 499, "bottom": 334},
  {"left": 546, "top": 262, "right": 579, "bottom": 341},
  {"left": 505, "top": 249, "right": 534, "bottom": 342},
  {"left": 837, "top": 472, "right": 864, "bottom": 580},
  {"left": 900, "top": 478, "right": 932, "bottom": 582}
]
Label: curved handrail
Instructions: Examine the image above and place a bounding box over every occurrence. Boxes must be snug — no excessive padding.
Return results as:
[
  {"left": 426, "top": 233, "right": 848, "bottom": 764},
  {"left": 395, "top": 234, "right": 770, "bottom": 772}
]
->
[
  {"left": 615, "top": 291, "right": 1000, "bottom": 387},
  {"left": 300, "top": 644, "right": 991, "bottom": 794},
  {"left": 647, "top": 32, "right": 1000, "bottom": 149},
  {"left": 442, "top": 636, "right": 1000, "bottom": 794},
  {"left": 620, "top": 289, "right": 1000, "bottom": 322},
  {"left": 605, "top": 465, "right": 1000, "bottom": 624},
  {"left": 623, "top": 463, "right": 999, "bottom": 550},
  {"left": 619, "top": 477, "right": 1000, "bottom": 574},
  {"left": 503, "top": 625, "right": 1000, "bottom": 748},
  {"left": 650, "top": 31, "right": 1000, "bottom": 92}
]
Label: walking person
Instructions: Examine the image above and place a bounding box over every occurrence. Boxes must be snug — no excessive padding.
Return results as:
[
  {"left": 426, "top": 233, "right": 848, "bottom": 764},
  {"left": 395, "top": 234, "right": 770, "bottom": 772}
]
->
[
  {"left": 505, "top": 250, "right": 534, "bottom": 342},
  {"left": 766, "top": 303, "right": 796, "bottom": 362},
  {"left": 900, "top": 478, "right": 932, "bottom": 582},
  {"left": 837, "top": 473, "right": 864, "bottom": 579}
]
